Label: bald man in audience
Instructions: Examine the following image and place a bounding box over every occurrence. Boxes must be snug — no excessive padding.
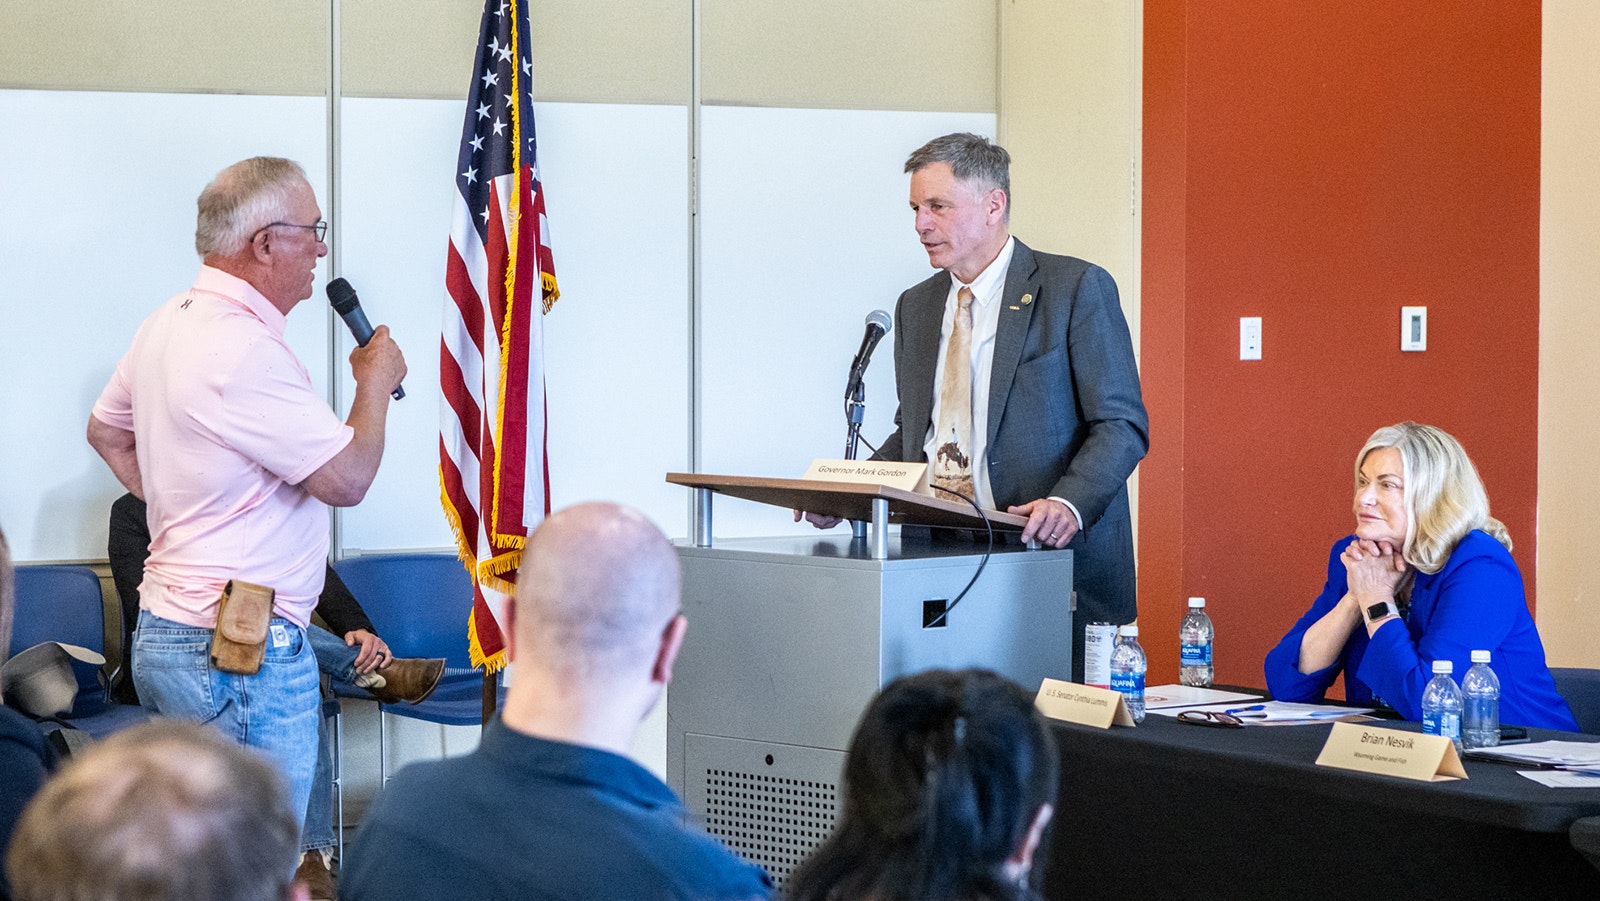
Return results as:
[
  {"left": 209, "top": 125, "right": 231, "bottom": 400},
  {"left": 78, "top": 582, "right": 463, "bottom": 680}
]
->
[
  {"left": 342, "top": 502, "right": 773, "bottom": 901},
  {"left": 6, "top": 719, "right": 309, "bottom": 901}
]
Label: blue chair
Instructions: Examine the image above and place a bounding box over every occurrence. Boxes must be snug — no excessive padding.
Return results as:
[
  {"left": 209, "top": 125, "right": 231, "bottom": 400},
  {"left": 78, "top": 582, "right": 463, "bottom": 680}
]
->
[
  {"left": 10, "top": 564, "right": 148, "bottom": 739},
  {"left": 329, "top": 553, "right": 504, "bottom": 783},
  {"left": 1551, "top": 668, "right": 1600, "bottom": 735}
]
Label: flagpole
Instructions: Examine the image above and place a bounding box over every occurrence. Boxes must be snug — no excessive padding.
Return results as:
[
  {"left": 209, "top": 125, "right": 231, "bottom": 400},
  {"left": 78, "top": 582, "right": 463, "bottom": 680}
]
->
[
  {"left": 687, "top": 0, "right": 703, "bottom": 489},
  {"left": 443, "top": 0, "right": 557, "bottom": 724}
]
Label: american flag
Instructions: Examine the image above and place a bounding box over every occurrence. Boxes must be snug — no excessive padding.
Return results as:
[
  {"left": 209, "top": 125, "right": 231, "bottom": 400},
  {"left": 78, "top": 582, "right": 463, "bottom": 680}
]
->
[{"left": 440, "top": 0, "right": 557, "bottom": 672}]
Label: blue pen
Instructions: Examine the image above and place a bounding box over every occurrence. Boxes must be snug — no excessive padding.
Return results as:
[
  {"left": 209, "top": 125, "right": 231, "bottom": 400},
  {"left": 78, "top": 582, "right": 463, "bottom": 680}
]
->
[{"left": 1224, "top": 704, "right": 1266, "bottom": 715}]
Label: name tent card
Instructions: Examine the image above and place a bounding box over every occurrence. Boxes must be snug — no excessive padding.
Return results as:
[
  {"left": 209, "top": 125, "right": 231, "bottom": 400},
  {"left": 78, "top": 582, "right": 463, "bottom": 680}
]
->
[
  {"left": 802, "top": 459, "right": 925, "bottom": 491},
  {"left": 1034, "top": 678, "right": 1136, "bottom": 729},
  {"left": 1315, "top": 721, "right": 1468, "bottom": 782}
]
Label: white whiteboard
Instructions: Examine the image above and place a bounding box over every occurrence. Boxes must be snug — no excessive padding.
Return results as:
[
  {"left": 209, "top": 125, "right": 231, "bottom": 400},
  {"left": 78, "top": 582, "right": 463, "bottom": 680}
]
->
[
  {"left": 0, "top": 87, "right": 990, "bottom": 561},
  {"left": 0, "top": 90, "right": 328, "bottom": 561},
  {"left": 697, "top": 106, "right": 996, "bottom": 538},
  {"left": 333, "top": 99, "right": 691, "bottom": 551}
]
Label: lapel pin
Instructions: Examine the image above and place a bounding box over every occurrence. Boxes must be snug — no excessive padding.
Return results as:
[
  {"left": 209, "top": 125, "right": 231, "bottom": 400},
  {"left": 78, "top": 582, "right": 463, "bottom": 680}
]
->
[{"left": 1020, "top": 293, "right": 1034, "bottom": 306}]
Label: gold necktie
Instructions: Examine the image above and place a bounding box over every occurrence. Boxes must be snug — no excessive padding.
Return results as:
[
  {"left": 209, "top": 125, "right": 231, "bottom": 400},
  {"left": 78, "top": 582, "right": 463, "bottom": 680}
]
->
[{"left": 931, "top": 286, "right": 976, "bottom": 500}]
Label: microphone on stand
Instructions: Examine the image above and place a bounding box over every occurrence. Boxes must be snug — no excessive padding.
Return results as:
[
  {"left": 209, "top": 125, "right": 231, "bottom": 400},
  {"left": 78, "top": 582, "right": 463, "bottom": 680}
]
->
[
  {"left": 326, "top": 278, "right": 405, "bottom": 400},
  {"left": 844, "top": 309, "right": 893, "bottom": 402},
  {"left": 844, "top": 310, "right": 892, "bottom": 461}
]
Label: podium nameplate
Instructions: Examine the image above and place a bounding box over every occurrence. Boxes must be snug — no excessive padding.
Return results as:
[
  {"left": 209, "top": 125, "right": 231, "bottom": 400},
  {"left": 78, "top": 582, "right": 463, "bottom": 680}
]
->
[{"left": 802, "top": 459, "right": 925, "bottom": 492}]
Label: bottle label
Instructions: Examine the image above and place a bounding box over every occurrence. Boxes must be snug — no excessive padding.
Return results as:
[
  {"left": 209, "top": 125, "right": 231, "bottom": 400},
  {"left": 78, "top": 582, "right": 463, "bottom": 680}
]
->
[
  {"left": 1180, "top": 641, "right": 1212, "bottom": 666},
  {"left": 1110, "top": 669, "right": 1145, "bottom": 696},
  {"left": 1422, "top": 711, "right": 1460, "bottom": 740},
  {"left": 1084, "top": 623, "right": 1117, "bottom": 688}
]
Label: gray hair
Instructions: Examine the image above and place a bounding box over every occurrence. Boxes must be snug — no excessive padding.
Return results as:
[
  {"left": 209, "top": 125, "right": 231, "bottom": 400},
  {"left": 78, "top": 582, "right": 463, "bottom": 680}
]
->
[
  {"left": 194, "top": 157, "right": 307, "bottom": 258},
  {"left": 6, "top": 720, "right": 299, "bottom": 901},
  {"left": 1356, "top": 421, "right": 1510, "bottom": 574},
  {"left": 905, "top": 132, "right": 1011, "bottom": 201}
]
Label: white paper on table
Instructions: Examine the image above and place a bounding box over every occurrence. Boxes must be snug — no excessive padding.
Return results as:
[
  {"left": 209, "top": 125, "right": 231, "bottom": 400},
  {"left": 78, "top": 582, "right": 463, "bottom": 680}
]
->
[
  {"left": 1143, "top": 684, "right": 1263, "bottom": 710},
  {"left": 1224, "top": 700, "right": 1375, "bottom": 723},
  {"left": 1468, "top": 740, "right": 1600, "bottom": 768},
  {"left": 1518, "top": 769, "right": 1600, "bottom": 788}
]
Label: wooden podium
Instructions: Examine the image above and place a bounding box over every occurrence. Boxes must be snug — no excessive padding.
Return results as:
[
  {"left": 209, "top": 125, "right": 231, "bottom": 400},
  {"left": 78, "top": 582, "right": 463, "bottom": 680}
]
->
[{"left": 664, "top": 473, "right": 1072, "bottom": 885}]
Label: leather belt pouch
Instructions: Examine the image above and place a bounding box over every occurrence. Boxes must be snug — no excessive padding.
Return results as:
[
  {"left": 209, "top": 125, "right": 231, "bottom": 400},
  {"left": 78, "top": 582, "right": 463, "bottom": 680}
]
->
[{"left": 211, "top": 580, "right": 275, "bottom": 675}]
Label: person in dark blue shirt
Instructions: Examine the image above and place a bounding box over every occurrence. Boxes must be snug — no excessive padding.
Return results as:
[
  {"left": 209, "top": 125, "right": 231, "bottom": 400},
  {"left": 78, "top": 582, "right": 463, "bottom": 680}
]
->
[
  {"left": 0, "top": 526, "right": 57, "bottom": 901},
  {"left": 342, "top": 502, "right": 773, "bottom": 901},
  {"left": 1265, "top": 422, "right": 1577, "bottom": 730}
]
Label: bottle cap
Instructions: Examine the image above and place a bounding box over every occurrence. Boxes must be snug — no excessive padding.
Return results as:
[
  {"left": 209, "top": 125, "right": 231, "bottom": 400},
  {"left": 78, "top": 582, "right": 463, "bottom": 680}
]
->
[
  {"left": 1432, "top": 659, "right": 1453, "bottom": 675},
  {"left": 1188, "top": 597, "right": 1205, "bottom": 609},
  {"left": 1471, "top": 649, "right": 1491, "bottom": 664},
  {"left": 1120, "top": 625, "right": 1139, "bottom": 638}
]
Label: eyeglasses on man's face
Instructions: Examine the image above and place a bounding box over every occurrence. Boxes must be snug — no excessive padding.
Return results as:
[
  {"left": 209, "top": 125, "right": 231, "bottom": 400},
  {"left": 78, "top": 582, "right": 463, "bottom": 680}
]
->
[{"left": 254, "top": 219, "right": 328, "bottom": 243}]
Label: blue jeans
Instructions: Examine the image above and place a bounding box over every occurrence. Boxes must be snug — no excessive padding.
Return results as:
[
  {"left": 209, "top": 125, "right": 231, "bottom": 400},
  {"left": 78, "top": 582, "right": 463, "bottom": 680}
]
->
[
  {"left": 132, "top": 610, "right": 320, "bottom": 840},
  {"left": 302, "top": 625, "right": 361, "bottom": 853},
  {"left": 309, "top": 622, "right": 361, "bottom": 684}
]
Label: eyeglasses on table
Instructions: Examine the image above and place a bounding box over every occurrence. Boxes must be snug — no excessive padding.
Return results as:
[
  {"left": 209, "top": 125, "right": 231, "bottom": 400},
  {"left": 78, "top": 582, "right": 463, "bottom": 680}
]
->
[{"left": 1177, "top": 709, "right": 1245, "bottom": 728}]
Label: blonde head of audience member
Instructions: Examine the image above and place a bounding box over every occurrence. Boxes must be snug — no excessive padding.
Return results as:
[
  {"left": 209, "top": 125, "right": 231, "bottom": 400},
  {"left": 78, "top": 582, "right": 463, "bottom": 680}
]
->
[{"left": 5, "top": 719, "right": 308, "bottom": 901}]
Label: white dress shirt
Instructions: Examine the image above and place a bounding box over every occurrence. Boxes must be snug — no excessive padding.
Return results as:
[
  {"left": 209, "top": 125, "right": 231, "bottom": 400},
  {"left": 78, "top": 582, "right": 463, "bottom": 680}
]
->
[
  {"left": 920, "top": 236, "right": 1084, "bottom": 529},
  {"left": 923, "top": 237, "right": 1014, "bottom": 510}
]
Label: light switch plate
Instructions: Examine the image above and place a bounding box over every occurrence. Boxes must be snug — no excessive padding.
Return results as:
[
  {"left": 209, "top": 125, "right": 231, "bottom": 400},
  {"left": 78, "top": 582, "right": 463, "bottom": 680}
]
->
[
  {"left": 1240, "top": 316, "right": 1262, "bottom": 361},
  {"left": 1401, "top": 306, "right": 1427, "bottom": 352}
]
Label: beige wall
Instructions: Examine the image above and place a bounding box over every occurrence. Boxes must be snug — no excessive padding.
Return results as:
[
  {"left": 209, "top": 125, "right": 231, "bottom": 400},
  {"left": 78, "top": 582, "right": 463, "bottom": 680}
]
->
[
  {"left": 0, "top": 0, "right": 993, "bottom": 109},
  {"left": 1538, "top": 0, "right": 1600, "bottom": 667},
  {"left": 702, "top": 0, "right": 993, "bottom": 110},
  {"left": 0, "top": 1, "right": 329, "bottom": 94},
  {"left": 999, "top": 0, "right": 1139, "bottom": 311},
  {"left": 342, "top": 0, "right": 692, "bottom": 103},
  {"left": 999, "top": 0, "right": 1142, "bottom": 553}
]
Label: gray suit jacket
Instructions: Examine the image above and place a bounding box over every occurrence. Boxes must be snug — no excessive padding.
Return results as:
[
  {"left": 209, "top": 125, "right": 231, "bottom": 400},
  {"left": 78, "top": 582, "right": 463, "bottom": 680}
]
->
[{"left": 876, "top": 239, "right": 1149, "bottom": 625}]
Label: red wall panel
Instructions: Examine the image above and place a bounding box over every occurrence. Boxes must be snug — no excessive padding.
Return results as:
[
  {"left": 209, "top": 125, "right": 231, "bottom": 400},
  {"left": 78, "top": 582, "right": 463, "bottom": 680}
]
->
[{"left": 1139, "top": 1, "right": 1541, "bottom": 690}]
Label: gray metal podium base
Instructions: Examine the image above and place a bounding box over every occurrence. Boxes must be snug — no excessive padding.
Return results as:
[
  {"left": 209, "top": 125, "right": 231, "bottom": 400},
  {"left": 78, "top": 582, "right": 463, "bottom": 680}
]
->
[{"left": 667, "top": 530, "right": 1072, "bottom": 886}]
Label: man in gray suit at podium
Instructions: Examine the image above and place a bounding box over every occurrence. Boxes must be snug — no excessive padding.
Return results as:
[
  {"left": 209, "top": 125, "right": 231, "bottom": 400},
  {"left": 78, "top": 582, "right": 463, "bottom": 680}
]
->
[{"left": 876, "top": 132, "right": 1148, "bottom": 682}]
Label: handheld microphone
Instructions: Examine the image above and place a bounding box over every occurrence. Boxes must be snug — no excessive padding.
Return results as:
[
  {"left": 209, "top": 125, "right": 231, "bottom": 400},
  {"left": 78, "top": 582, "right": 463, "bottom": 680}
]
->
[
  {"left": 327, "top": 278, "right": 405, "bottom": 400},
  {"left": 844, "top": 309, "right": 893, "bottom": 401}
]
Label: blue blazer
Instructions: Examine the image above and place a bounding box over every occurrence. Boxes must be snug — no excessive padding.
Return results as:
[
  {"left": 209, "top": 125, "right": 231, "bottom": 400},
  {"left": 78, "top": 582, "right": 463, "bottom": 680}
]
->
[{"left": 1265, "top": 531, "right": 1578, "bottom": 730}]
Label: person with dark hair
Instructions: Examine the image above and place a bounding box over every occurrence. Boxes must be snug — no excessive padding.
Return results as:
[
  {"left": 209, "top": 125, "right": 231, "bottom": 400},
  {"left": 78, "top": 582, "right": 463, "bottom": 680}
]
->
[
  {"left": 786, "top": 668, "right": 1058, "bottom": 901},
  {"left": 0, "top": 525, "right": 59, "bottom": 901},
  {"left": 5, "top": 719, "right": 308, "bottom": 901}
]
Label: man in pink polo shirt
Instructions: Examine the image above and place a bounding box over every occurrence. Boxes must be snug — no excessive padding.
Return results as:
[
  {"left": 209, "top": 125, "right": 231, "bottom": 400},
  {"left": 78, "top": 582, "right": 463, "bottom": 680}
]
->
[{"left": 86, "top": 156, "right": 406, "bottom": 847}]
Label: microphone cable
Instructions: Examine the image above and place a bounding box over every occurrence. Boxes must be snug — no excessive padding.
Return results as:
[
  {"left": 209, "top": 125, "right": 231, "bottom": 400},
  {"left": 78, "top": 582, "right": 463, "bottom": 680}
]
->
[{"left": 924, "top": 483, "right": 994, "bottom": 628}]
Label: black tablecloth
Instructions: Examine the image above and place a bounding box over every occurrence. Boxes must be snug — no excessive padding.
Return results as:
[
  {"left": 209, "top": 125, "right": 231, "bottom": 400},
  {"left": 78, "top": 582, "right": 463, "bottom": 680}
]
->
[{"left": 1039, "top": 711, "right": 1600, "bottom": 900}]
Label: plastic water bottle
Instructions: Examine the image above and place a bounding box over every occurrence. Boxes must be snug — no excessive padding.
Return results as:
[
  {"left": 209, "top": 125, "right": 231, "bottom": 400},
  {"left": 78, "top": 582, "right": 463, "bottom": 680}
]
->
[
  {"left": 1462, "top": 650, "right": 1501, "bottom": 749},
  {"left": 1421, "top": 659, "right": 1462, "bottom": 751},
  {"left": 1109, "top": 625, "right": 1147, "bottom": 724},
  {"left": 1179, "top": 597, "right": 1214, "bottom": 687}
]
